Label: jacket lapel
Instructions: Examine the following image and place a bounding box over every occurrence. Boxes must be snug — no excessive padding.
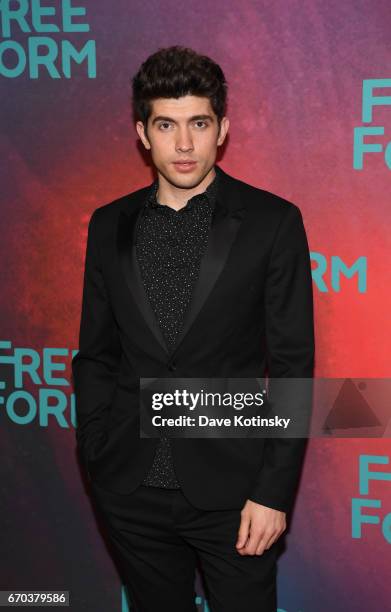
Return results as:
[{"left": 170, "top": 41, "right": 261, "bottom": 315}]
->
[
  {"left": 117, "top": 165, "right": 246, "bottom": 358},
  {"left": 170, "top": 196, "right": 245, "bottom": 358},
  {"left": 117, "top": 196, "right": 170, "bottom": 356}
]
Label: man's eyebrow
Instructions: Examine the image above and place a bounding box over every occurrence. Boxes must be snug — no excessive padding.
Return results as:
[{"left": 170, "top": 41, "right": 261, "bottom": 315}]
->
[{"left": 151, "top": 114, "right": 214, "bottom": 125}]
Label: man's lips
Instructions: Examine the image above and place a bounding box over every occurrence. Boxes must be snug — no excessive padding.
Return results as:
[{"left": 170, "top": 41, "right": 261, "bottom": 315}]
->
[{"left": 172, "top": 161, "right": 198, "bottom": 172}]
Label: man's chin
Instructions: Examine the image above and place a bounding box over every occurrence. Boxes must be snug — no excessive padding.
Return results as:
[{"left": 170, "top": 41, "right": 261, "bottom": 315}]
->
[
  {"left": 160, "top": 164, "right": 212, "bottom": 189},
  {"left": 159, "top": 172, "right": 193, "bottom": 187}
]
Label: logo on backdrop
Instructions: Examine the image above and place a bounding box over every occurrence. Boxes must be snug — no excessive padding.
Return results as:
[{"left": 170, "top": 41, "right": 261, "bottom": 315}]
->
[
  {"left": 352, "top": 454, "right": 391, "bottom": 544},
  {"left": 353, "top": 78, "right": 391, "bottom": 170},
  {"left": 0, "top": 340, "right": 77, "bottom": 429},
  {"left": 311, "top": 253, "right": 367, "bottom": 293},
  {"left": 0, "top": 0, "right": 96, "bottom": 78}
]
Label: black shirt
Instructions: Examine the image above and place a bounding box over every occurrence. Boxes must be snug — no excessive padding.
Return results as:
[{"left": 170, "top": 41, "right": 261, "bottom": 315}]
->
[{"left": 136, "top": 169, "right": 219, "bottom": 488}]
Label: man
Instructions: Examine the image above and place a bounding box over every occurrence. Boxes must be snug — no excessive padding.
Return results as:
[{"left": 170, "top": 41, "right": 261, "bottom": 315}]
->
[{"left": 72, "top": 45, "right": 315, "bottom": 612}]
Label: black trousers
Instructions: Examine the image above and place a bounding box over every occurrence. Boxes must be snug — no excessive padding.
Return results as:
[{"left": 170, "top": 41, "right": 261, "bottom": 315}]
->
[{"left": 89, "top": 482, "right": 280, "bottom": 612}]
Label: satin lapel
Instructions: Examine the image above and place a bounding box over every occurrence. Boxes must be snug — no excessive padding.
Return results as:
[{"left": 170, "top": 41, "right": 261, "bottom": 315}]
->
[
  {"left": 169, "top": 198, "right": 246, "bottom": 358},
  {"left": 117, "top": 198, "right": 170, "bottom": 356}
]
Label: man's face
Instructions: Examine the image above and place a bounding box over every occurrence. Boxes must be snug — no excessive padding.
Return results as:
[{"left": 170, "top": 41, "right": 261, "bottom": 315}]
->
[{"left": 136, "top": 95, "right": 229, "bottom": 189}]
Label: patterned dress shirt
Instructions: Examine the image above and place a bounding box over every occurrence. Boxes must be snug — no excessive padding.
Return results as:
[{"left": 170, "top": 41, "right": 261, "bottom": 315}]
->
[{"left": 136, "top": 168, "right": 219, "bottom": 488}]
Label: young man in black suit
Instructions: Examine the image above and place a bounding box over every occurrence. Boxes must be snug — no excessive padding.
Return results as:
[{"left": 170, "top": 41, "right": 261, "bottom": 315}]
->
[{"left": 72, "top": 45, "right": 315, "bottom": 611}]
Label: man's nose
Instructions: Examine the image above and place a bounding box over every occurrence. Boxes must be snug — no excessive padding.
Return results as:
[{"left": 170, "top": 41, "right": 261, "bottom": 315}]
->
[{"left": 176, "top": 128, "right": 194, "bottom": 152}]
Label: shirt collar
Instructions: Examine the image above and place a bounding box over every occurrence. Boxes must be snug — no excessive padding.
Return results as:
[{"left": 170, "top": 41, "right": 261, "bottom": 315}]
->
[{"left": 145, "top": 167, "right": 219, "bottom": 213}]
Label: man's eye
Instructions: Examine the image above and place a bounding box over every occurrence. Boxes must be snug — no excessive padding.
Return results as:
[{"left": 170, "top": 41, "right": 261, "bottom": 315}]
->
[
  {"left": 195, "top": 121, "right": 207, "bottom": 128},
  {"left": 159, "top": 122, "right": 171, "bottom": 130}
]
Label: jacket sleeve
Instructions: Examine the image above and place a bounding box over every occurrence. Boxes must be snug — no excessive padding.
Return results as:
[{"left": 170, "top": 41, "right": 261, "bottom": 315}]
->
[
  {"left": 248, "top": 203, "right": 315, "bottom": 513},
  {"left": 71, "top": 209, "right": 122, "bottom": 467}
]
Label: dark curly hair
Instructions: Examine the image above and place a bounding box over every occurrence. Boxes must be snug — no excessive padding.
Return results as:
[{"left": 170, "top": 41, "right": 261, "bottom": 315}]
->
[{"left": 132, "top": 46, "right": 228, "bottom": 132}]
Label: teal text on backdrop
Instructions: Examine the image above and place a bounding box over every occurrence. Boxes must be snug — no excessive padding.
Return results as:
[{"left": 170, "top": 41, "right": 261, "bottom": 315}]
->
[
  {"left": 353, "top": 79, "right": 391, "bottom": 170},
  {"left": 0, "top": 0, "right": 96, "bottom": 78}
]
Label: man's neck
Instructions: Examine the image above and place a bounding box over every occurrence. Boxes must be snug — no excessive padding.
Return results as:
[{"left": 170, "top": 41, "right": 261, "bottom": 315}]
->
[{"left": 156, "top": 166, "right": 216, "bottom": 211}]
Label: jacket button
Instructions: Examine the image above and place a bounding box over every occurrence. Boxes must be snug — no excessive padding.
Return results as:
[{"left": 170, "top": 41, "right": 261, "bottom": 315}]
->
[{"left": 168, "top": 362, "right": 177, "bottom": 372}]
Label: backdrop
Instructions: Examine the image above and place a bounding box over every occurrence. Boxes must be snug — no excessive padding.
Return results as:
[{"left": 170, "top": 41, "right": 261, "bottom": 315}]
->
[{"left": 1, "top": 1, "right": 390, "bottom": 610}]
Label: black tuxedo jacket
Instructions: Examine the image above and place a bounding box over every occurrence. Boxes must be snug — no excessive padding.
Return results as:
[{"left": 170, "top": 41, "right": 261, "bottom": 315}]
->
[{"left": 71, "top": 164, "right": 315, "bottom": 513}]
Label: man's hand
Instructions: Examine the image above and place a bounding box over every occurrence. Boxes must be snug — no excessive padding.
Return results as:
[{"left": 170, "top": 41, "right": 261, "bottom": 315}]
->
[{"left": 236, "top": 499, "right": 286, "bottom": 555}]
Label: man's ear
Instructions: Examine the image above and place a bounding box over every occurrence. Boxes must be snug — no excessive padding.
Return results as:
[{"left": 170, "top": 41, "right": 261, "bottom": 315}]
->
[
  {"left": 217, "top": 116, "right": 229, "bottom": 146},
  {"left": 136, "top": 121, "right": 151, "bottom": 150}
]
